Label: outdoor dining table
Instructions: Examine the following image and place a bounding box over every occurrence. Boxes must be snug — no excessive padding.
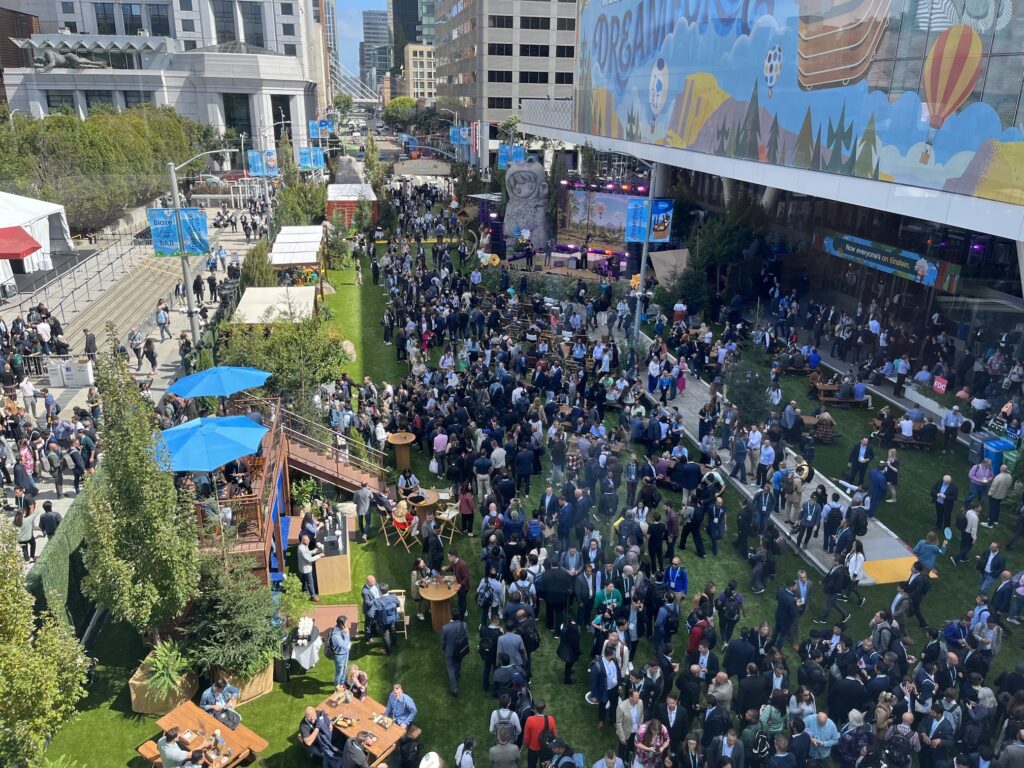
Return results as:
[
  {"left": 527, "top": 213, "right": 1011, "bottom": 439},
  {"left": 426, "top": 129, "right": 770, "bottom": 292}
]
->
[
  {"left": 417, "top": 577, "right": 460, "bottom": 632},
  {"left": 387, "top": 431, "right": 416, "bottom": 472},
  {"left": 316, "top": 692, "right": 406, "bottom": 766},
  {"left": 407, "top": 488, "right": 439, "bottom": 529},
  {"left": 153, "top": 701, "right": 268, "bottom": 768}
]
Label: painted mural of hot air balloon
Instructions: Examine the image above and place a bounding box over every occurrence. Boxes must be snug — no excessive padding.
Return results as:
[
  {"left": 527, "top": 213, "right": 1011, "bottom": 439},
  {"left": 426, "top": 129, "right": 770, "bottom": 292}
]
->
[
  {"left": 919, "top": 24, "right": 983, "bottom": 164},
  {"left": 764, "top": 45, "right": 783, "bottom": 98}
]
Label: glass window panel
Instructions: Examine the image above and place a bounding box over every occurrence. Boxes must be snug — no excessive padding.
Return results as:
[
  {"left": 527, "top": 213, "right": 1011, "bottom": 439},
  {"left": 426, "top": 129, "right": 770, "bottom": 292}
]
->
[
  {"left": 94, "top": 2, "right": 116, "bottom": 33},
  {"left": 148, "top": 4, "right": 170, "bottom": 35},
  {"left": 241, "top": 2, "right": 264, "bottom": 46},
  {"left": 121, "top": 3, "right": 143, "bottom": 34},
  {"left": 46, "top": 91, "right": 76, "bottom": 111},
  {"left": 212, "top": 0, "right": 236, "bottom": 42}
]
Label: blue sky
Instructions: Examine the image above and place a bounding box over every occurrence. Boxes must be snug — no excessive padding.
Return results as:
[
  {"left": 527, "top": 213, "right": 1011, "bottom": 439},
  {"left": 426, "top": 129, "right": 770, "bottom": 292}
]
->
[{"left": 337, "top": 0, "right": 386, "bottom": 75}]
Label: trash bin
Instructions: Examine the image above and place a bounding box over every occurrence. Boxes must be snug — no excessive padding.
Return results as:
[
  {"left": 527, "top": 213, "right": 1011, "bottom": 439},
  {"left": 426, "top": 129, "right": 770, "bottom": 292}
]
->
[
  {"left": 984, "top": 437, "right": 1015, "bottom": 468},
  {"left": 1004, "top": 449, "right": 1019, "bottom": 474},
  {"left": 968, "top": 433, "right": 987, "bottom": 464}
]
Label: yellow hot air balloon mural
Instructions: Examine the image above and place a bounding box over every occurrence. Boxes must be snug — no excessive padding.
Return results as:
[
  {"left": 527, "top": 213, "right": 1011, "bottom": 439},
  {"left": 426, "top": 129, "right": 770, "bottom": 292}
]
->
[{"left": 919, "top": 24, "right": 983, "bottom": 165}]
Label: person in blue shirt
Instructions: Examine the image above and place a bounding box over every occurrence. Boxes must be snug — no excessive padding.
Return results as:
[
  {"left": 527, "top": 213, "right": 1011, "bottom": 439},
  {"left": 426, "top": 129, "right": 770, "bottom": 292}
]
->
[
  {"left": 199, "top": 678, "right": 241, "bottom": 720},
  {"left": 385, "top": 683, "right": 417, "bottom": 727},
  {"left": 852, "top": 381, "right": 872, "bottom": 408},
  {"left": 912, "top": 531, "right": 947, "bottom": 571}
]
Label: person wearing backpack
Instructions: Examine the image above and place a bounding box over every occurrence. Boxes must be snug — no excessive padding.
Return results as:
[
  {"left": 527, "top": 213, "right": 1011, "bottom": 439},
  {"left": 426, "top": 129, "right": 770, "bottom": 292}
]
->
[
  {"left": 654, "top": 594, "right": 680, "bottom": 645},
  {"left": 326, "top": 615, "right": 352, "bottom": 688},
  {"left": 882, "top": 712, "right": 920, "bottom": 768},
  {"left": 716, "top": 582, "right": 745, "bottom": 644},
  {"left": 813, "top": 555, "right": 851, "bottom": 626},
  {"left": 522, "top": 700, "right": 556, "bottom": 768}
]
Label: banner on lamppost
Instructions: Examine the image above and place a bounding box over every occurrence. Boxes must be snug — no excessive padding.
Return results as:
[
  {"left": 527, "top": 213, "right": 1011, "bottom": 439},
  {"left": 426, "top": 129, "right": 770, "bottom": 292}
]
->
[
  {"left": 624, "top": 198, "right": 674, "bottom": 243},
  {"left": 298, "top": 147, "right": 314, "bottom": 170},
  {"left": 247, "top": 149, "right": 280, "bottom": 177},
  {"left": 319, "top": 118, "right": 334, "bottom": 135},
  {"left": 309, "top": 121, "right": 321, "bottom": 140},
  {"left": 510, "top": 145, "right": 526, "bottom": 164},
  {"left": 312, "top": 147, "right": 325, "bottom": 169},
  {"left": 497, "top": 144, "right": 510, "bottom": 169},
  {"left": 147, "top": 208, "right": 210, "bottom": 256}
]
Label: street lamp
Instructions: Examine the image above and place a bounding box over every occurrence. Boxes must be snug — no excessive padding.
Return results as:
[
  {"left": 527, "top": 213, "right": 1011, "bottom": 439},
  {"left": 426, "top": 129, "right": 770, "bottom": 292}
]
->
[
  {"left": 632, "top": 159, "right": 658, "bottom": 341},
  {"left": 167, "top": 148, "right": 237, "bottom": 343}
]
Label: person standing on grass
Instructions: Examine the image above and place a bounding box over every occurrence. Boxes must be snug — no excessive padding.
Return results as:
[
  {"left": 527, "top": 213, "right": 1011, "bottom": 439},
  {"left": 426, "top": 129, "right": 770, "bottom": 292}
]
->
[
  {"left": 440, "top": 609, "right": 470, "bottom": 697},
  {"left": 297, "top": 532, "right": 324, "bottom": 602},
  {"left": 985, "top": 463, "right": 1012, "bottom": 528},
  {"left": 326, "top": 615, "right": 351, "bottom": 688},
  {"left": 522, "top": 700, "right": 556, "bottom": 768},
  {"left": 952, "top": 503, "right": 980, "bottom": 565}
]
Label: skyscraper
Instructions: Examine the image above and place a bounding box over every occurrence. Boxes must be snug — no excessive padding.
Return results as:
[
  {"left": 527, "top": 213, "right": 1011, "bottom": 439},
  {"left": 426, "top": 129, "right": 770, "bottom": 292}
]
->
[{"left": 360, "top": 9, "right": 390, "bottom": 91}]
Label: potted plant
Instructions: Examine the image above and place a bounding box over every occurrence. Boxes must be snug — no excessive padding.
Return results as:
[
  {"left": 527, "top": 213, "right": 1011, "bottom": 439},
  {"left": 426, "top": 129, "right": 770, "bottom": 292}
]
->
[
  {"left": 184, "top": 554, "right": 283, "bottom": 703},
  {"left": 128, "top": 640, "right": 198, "bottom": 715},
  {"left": 290, "top": 477, "right": 319, "bottom": 513}
]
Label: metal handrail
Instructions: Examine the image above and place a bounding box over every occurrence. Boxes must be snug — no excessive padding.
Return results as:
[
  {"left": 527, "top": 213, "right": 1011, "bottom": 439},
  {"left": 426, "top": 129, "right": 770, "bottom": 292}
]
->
[
  {"left": 281, "top": 422, "right": 387, "bottom": 484},
  {"left": 279, "top": 406, "right": 387, "bottom": 467}
]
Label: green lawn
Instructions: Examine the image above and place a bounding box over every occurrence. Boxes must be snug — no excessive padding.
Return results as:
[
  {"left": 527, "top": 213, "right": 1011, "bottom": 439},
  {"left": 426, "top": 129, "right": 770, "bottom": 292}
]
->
[{"left": 45, "top": 258, "right": 1020, "bottom": 767}]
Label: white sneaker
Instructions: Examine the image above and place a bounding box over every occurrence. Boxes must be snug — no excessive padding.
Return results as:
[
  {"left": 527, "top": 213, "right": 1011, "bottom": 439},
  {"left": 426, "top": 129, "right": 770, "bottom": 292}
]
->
[{"left": 417, "top": 613, "right": 425, "bottom": 621}]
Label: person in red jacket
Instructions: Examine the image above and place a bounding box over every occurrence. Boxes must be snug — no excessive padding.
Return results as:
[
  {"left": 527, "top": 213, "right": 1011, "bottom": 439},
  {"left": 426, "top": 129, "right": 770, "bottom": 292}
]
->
[
  {"left": 522, "top": 700, "right": 556, "bottom": 768},
  {"left": 447, "top": 549, "right": 471, "bottom": 618}
]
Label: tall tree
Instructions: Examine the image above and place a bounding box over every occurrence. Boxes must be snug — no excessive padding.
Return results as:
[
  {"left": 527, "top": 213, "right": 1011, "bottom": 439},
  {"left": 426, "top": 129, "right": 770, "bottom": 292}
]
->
[
  {"left": 736, "top": 80, "right": 762, "bottom": 161},
  {"left": 792, "top": 108, "right": 814, "bottom": 169},
  {"left": 333, "top": 93, "right": 353, "bottom": 116},
  {"left": 383, "top": 97, "right": 417, "bottom": 129},
  {"left": 853, "top": 114, "right": 880, "bottom": 179},
  {"left": 765, "top": 115, "right": 781, "bottom": 165},
  {"left": 81, "top": 328, "right": 200, "bottom": 637},
  {"left": 825, "top": 104, "right": 853, "bottom": 174},
  {"left": 0, "top": 525, "right": 89, "bottom": 766},
  {"left": 811, "top": 126, "right": 823, "bottom": 170},
  {"left": 723, "top": 359, "right": 771, "bottom": 425}
]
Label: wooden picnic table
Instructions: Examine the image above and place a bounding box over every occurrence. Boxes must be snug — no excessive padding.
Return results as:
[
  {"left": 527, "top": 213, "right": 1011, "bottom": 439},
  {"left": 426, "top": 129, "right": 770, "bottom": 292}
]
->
[
  {"left": 815, "top": 382, "right": 839, "bottom": 393},
  {"left": 147, "top": 701, "right": 269, "bottom": 768},
  {"left": 316, "top": 693, "right": 406, "bottom": 766},
  {"left": 802, "top": 415, "right": 818, "bottom": 427}
]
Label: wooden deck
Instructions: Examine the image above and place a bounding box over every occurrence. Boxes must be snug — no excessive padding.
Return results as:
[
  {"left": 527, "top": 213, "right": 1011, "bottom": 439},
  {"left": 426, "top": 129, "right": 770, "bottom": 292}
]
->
[{"left": 286, "top": 440, "right": 386, "bottom": 494}]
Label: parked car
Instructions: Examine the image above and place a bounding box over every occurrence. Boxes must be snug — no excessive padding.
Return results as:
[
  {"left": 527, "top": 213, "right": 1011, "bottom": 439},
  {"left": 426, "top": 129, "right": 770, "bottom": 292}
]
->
[
  {"left": 199, "top": 174, "right": 226, "bottom": 186},
  {"left": 220, "top": 170, "right": 250, "bottom": 182}
]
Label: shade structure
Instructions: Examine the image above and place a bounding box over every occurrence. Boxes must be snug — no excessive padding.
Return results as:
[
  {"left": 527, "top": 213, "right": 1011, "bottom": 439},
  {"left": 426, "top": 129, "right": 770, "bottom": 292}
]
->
[
  {"left": 0, "top": 226, "right": 42, "bottom": 260},
  {"left": 166, "top": 365, "right": 271, "bottom": 398},
  {"left": 160, "top": 416, "right": 268, "bottom": 472}
]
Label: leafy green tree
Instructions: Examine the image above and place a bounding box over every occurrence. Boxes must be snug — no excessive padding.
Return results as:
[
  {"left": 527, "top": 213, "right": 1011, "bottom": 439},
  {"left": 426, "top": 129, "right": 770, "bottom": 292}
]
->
[
  {"left": 278, "top": 131, "right": 299, "bottom": 187},
  {"left": 218, "top": 310, "right": 352, "bottom": 405},
  {"left": 0, "top": 524, "right": 89, "bottom": 767},
  {"left": 547, "top": 150, "right": 568, "bottom": 240},
  {"left": 333, "top": 93, "right": 353, "bottom": 116},
  {"left": 723, "top": 358, "right": 771, "bottom": 426},
  {"left": 277, "top": 181, "right": 326, "bottom": 226},
  {"left": 81, "top": 329, "right": 199, "bottom": 637},
  {"left": 384, "top": 97, "right": 417, "bottom": 129},
  {"left": 352, "top": 197, "right": 373, "bottom": 235},
  {"left": 239, "top": 239, "right": 275, "bottom": 290}
]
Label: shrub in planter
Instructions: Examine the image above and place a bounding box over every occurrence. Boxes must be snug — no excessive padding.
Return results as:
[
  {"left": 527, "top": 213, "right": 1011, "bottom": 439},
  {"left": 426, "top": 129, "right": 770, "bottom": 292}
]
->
[
  {"left": 129, "top": 640, "right": 198, "bottom": 715},
  {"left": 183, "top": 554, "right": 282, "bottom": 701}
]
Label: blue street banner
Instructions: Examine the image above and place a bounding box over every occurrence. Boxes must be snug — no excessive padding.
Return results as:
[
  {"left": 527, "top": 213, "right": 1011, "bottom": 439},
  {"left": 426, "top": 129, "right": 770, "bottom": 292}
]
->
[
  {"left": 449, "top": 126, "right": 460, "bottom": 144},
  {"left": 497, "top": 144, "right": 510, "bottom": 169},
  {"left": 625, "top": 198, "right": 674, "bottom": 243},
  {"left": 450, "top": 126, "right": 471, "bottom": 145},
  {"left": 262, "top": 149, "right": 279, "bottom": 177},
  {"left": 308, "top": 120, "right": 321, "bottom": 140},
  {"left": 298, "top": 146, "right": 314, "bottom": 170},
  {"left": 147, "top": 208, "right": 210, "bottom": 256},
  {"left": 510, "top": 145, "right": 526, "bottom": 164},
  {"left": 319, "top": 118, "right": 334, "bottom": 135},
  {"left": 312, "top": 147, "right": 325, "bottom": 169},
  {"left": 247, "top": 149, "right": 265, "bottom": 177}
]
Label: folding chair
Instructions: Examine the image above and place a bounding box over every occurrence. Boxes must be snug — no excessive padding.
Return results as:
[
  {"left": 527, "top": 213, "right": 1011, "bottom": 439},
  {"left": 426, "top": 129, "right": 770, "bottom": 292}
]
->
[
  {"left": 391, "top": 588, "right": 410, "bottom": 638},
  {"left": 435, "top": 504, "right": 459, "bottom": 547},
  {"left": 375, "top": 503, "right": 393, "bottom": 545},
  {"left": 389, "top": 510, "right": 415, "bottom": 553}
]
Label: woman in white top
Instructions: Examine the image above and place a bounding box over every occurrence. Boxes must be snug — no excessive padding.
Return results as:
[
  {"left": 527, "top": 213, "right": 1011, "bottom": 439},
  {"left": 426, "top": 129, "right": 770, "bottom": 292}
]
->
[
  {"left": 788, "top": 685, "right": 817, "bottom": 720},
  {"left": 845, "top": 539, "right": 867, "bottom": 607}
]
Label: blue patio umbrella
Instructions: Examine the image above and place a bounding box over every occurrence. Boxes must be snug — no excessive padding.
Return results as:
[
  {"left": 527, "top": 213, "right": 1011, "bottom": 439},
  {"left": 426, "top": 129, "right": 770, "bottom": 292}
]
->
[
  {"left": 166, "top": 365, "right": 272, "bottom": 399},
  {"left": 160, "top": 415, "right": 268, "bottom": 473}
]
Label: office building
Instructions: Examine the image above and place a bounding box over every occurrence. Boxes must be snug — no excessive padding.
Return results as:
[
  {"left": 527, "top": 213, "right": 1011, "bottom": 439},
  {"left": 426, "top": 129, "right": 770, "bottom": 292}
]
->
[
  {"left": 0, "top": 7, "right": 40, "bottom": 103},
  {"left": 387, "top": 0, "right": 418, "bottom": 75},
  {"left": 360, "top": 9, "right": 389, "bottom": 91},
  {"left": 403, "top": 42, "right": 433, "bottom": 102},
  {"left": 3, "top": 0, "right": 328, "bottom": 154},
  {"left": 518, "top": 0, "right": 1024, "bottom": 344},
  {"left": 434, "top": 0, "right": 577, "bottom": 159}
]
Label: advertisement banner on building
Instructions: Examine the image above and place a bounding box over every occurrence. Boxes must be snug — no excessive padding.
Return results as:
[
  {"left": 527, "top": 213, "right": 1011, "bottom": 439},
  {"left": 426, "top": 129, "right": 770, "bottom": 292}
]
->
[
  {"left": 298, "top": 147, "right": 314, "bottom": 170},
  {"left": 146, "top": 208, "right": 209, "bottom": 256},
  {"left": 308, "top": 121, "right": 322, "bottom": 140},
  {"left": 813, "top": 229, "right": 961, "bottom": 293},
  {"left": 574, "top": 0, "right": 1024, "bottom": 208},
  {"left": 510, "top": 145, "right": 526, "bottom": 164},
  {"left": 497, "top": 144, "right": 510, "bottom": 169},
  {"left": 312, "top": 147, "right": 325, "bottom": 169},
  {"left": 625, "top": 198, "right": 674, "bottom": 243}
]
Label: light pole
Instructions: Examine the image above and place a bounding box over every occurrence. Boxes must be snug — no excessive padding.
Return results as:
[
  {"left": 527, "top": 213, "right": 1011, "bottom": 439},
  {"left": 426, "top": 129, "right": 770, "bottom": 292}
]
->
[
  {"left": 167, "top": 148, "right": 237, "bottom": 343},
  {"left": 632, "top": 161, "right": 659, "bottom": 341}
]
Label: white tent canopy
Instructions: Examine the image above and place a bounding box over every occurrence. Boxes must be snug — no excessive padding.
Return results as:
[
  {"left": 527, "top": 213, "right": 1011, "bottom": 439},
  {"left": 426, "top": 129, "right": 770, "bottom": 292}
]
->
[
  {"left": 275, "top": 225, "right": 324, "bottom": 244},
  {"left": 0, "top": 190, "right": 74, "bottom": 273},
  {"left": 233, "top": 286, "right": 317, "bottom": 324}
]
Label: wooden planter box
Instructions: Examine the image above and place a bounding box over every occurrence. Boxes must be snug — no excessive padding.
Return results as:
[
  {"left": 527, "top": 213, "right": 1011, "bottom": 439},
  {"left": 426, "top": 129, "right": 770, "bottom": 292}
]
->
[
  {"left": 129, "top": 652, "right": 199, "bottom": 716},
  {"left": 209, "top": 662, "right": 275, "bottom": 704}
]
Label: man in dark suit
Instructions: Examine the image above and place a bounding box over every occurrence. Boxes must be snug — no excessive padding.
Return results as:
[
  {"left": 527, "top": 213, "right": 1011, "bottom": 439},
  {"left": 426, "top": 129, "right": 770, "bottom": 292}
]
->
[
  {"left": 828, "top": 671, "right": 870, "bottom": 725},
  {"left": 724, "top": 629, "right": 756, "bottom": 679},
  {"left": 930, "top": 475, "right": 959, "bottom": 529},
  {"left": 706, "top": 729, "right": 746, "bottom": 768},
  {"left": 687, "top": 639, "right": 720, "bottom": 682},
  {"left": 700, "top": 694, "right": 732, "bottom": 749},
  {"left": 976, "top": 542, "right": 1007, "bottom": 593},
  {"left": 846, "top": 437, "right": 874, "bottom": 484},
  {"left": 537, "top": 485, "right": 560, "bottom": 524},
  {"left": 654, "top": 693, "right": 689, "bottom": 758},
  {"left": 737, "top": 662, "right": 770, "bottom": 714},
  {"left": 772, "top": 580, "right": 800, "bottom": 648},
  {"left": 906, "top": 561, "right": 932, "bottom": 629},
  {"left": 917, "top": 704, "right": 954, "bottom": 768},
  {"left": 789, "top": 717, "right": 812, "bottom": 768}
]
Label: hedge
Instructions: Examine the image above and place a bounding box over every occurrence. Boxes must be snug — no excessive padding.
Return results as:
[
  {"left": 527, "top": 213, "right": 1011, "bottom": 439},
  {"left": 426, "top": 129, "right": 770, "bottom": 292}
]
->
[{"left": 25, "top": 492, "right": 93, "bottom": 633}]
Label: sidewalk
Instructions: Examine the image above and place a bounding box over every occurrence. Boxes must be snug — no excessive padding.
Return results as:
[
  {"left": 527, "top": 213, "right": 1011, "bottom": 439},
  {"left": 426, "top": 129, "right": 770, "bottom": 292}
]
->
[{"left": 10, "top": 216, "right": 257, "bottom": 571}]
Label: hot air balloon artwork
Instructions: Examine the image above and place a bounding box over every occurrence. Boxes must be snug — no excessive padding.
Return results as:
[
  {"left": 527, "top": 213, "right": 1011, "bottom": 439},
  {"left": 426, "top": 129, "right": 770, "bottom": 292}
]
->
[
  {"left": 919, "top": 24, "right": 983, "bottom": 164},
  {"left": 649, "top": 57, "right": 668, "bottom": 131},
  {"left": 764, "top": 45, "right": 783, "bottom": 98}
]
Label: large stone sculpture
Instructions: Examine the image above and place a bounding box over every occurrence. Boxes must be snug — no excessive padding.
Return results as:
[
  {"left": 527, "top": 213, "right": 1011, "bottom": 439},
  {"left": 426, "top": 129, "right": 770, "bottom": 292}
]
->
[
  {"left": 33, "top": 49, "right": 106, "bottom": 72},
  {"left": 503, "top": 157, "right": 548, "bottom": 250}
]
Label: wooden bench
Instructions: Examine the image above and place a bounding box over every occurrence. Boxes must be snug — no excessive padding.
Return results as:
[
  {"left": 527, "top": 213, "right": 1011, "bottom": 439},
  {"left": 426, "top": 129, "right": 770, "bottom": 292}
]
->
[
  {"left": 137, "top": 739, "right": 162, "bottom": 765},
  {"left": 894, "top": 434, "right": 936, "bottom": 451},
  {"left": 819, "top": 395, "right": 869, "bottom": 409},
  {"left": 786, "top": 367, "right": 812, "bottom": 376}
]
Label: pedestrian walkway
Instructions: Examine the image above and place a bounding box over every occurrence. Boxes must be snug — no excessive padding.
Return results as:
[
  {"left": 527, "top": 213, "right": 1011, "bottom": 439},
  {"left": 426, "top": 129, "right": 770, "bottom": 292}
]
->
[
  {"left": 12, "top": 214, "right": 257, "bottom": 570},
  {"left": 588, "top": 324, "right": 911, "bottom": 584}
]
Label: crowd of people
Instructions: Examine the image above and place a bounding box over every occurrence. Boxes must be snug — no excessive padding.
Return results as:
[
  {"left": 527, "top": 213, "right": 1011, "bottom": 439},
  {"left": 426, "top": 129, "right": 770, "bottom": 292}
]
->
[{"left": 278, "top": 175, "right": 1024, "bottom": 768}]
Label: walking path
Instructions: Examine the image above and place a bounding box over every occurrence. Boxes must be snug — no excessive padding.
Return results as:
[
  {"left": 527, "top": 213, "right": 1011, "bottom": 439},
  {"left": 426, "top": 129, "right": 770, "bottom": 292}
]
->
[
  {"left": 582, "top": 322, "right": 911, "bottom": 584},
  {"left": 12, "top": 214, "right": 256, "bottom": 570}
]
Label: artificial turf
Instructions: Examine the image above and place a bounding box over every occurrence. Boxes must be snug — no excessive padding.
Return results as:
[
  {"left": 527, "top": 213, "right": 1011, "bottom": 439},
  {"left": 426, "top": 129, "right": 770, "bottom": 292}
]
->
[{"left": 44, "top": 258, "right": 1020, "bottom": 767}]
